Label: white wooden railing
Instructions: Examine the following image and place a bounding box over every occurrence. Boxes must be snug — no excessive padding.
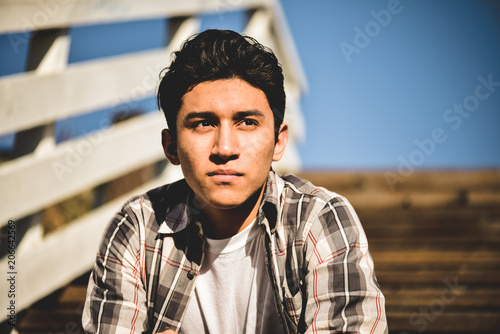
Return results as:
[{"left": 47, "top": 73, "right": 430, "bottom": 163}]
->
[{"left": 0, "top": 0, "right": 307, "bottom": 316}]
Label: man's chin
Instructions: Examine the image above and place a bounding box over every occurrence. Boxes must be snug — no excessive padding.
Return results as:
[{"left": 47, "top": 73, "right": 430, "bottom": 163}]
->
[
  {"left": 194, "top": 184, "right": 265, "bottom": 213},
  {"left": 206, "top": 198, "right": 246, "bottom": 210},
  {"left": 201, "top": 191, "right": 261, "bottom": 211}
]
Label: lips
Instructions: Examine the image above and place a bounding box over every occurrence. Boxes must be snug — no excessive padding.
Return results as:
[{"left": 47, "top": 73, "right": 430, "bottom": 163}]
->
[{"left": 208, "top": 169, "right": 243, "bottom": 182}]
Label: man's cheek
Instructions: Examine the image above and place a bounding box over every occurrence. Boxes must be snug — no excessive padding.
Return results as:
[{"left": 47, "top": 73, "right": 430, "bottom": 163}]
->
[{"left": 242, "top": 132, "right": 274, "bottom": 153}]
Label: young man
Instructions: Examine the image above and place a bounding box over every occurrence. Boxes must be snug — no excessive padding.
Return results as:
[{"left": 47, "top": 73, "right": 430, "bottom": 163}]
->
[{"left": 83, "top": 29, "right": 388, "bottom": 333}]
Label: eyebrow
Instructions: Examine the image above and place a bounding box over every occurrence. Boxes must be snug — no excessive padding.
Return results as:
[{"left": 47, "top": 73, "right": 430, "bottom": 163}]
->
[
  {"left": 233, "top": 110, "right": 265, "bottom": 119},
  {"left": 183, "top": 110, "right": 265, "bottom": 122},
  {"left": 183, "top": 111, "right": 216, "bottom": 122}
]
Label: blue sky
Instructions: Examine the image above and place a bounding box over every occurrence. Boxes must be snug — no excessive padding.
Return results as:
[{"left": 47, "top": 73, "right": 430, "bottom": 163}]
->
[
  {"left": 282, "top": 0, "right": 500, "bottom": 170},
  {"left": 1, "top": 0, "right": 499, "bottom": 170}
]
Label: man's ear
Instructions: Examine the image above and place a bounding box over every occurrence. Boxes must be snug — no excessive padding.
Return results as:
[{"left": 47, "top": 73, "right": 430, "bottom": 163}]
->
[
  {"left": 272, "top": 123, "right": 289, "bottom": 162},
  {"left": 161, "top": 129, "right": 180, "bottom": 165}
]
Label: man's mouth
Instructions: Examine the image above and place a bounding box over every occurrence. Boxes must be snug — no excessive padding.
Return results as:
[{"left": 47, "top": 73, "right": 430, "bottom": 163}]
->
[{"left": 208, "top": 169, "right": 243, "bottom": 182}]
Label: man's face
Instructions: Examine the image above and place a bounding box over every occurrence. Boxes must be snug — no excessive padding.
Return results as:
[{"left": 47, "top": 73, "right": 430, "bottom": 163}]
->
[{"left": 162, "top": 78, "right": 288, "bottom": 212}]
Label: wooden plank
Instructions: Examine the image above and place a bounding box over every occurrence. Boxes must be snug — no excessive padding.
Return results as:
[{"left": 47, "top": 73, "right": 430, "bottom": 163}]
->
[
  {"left": 0, "top": 16, "right": 200, "bottom": 135},
  {"left": 16, "top": 311, "right": 83, "bottom": 333},
  {"left": 10, "top": 27, "right": 69, "bottom": 160},
  {"left": 387, "top": 311, "right": 500, "bottom": 332},
  {"left": 25, "top": 27, "right": 70, "bottom": 74},
  {"left": 365, "top": 226, "right": 500, "bottom": 241},
  {"left": 0, "top": 49, "right": 165, "bottom": 135},
  {"left": 375, "top": 260, "right": 500, "bottom": 272},
  {"left": 0, "top": 17, "right": 198, "bottom": 225},
  {"left": 0, "top": 0, "right": 268, "bottom": 33},
  {"left": 57, "top": 285, "right": 88, "bottom": 306},
  {"left": 359, "top": 209, "right": 500, "bottom": 240},
  {"left": 369, "top": 239, "right": 500, "bottom": 252},
  {"left": 384, "top": 288, "right": 500, "bottom": 308},
  {"left": 372, "top": 250, "right": 500, "bottom": 265},
  {"left": 357, "top": 208, "right": 500, "bottom": 226},
  {"left": 377, "top": 270, "right": 500, "bottom": 286},
  {"left": 0, "top": 112, "right": 166, "bottom": 226},
  {"left": 270, "top": 0, "right": 308, "bottom": 93},
  {"left": 347, "top": 190, "right": 500, "bottom": 210},
  {"left": 0, "top": 164, "right": 180, "bottom": 313},
  {"left": 298, "top": 169, "right": 500, "bottom": 193}
]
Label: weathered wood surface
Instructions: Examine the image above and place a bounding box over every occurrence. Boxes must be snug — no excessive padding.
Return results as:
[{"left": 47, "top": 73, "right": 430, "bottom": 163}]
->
[
  {"left": 0, "top": 112, "right": 166, "bottom": 226},
  {"left": 0, "top": 0, "right": 267, "bottom": 33},
  {"left": 0, "top": 17, "right": 200, "bottom": 136},
  {"left": 9, "top": 169, "right": 500, "bottom": 333},
  {"left": 306, "top": 169, "right": 500, "bottom": 333}
]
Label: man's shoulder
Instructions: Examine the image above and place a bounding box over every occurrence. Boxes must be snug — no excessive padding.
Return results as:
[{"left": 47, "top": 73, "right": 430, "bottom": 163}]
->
[
  {"left": 144, "top": 178, "right": 190, "bottom": 204},
  {"left": 279, "top": 172, "right": 346, "bottom": 205},
  {"left": 274, "top": 173, "right": 362, "bottom": 246},
  {"left": 117, "top": 178, "right": 191, "bottom": 229}
]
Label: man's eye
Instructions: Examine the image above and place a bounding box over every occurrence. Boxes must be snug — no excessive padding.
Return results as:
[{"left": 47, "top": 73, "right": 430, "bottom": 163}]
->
[
  {"left": 242, "top": 119, "right": 257, "bottom": 126},
  {"left": 194, "top": 120, "right": 212, "bottom": 127}
]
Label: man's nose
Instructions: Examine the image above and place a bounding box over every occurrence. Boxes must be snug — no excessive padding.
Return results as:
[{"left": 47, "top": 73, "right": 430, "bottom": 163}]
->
[{"left": 211, "top": 124, "right": 239, "bottom": 161}]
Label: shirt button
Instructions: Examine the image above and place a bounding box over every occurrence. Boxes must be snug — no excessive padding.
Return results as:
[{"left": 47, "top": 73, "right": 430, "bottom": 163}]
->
[{"left": 187, "top": 270, "right": 196, "bottom": 280}]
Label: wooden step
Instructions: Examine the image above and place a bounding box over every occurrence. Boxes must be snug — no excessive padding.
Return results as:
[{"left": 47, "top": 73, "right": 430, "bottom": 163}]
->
[
  {"left": 347, "top": 190, "right": 500, "bottom": 210},
  {"left": 369, "top": 238, "right": 500, "bottom": 252},
  {"left": 298, "top": 169, "right": 500, "bottom": 193},
  {"left": 376, "top": 270, "right": 500, "bottom": 287},
  {"left": 384, "top": 288, "right": 500, "bottom": 309},
  {"left": 372, "top": 250, "right": 500, "bottom": 264},
  {"left": 387, "top": 310, "right": 500, "bottom": 332},
  {"left": 357, "top": 208, "right": 500, "bottom": 227},
  {"left": 13, "top": 273, "right": 89, "bottom": 334}
]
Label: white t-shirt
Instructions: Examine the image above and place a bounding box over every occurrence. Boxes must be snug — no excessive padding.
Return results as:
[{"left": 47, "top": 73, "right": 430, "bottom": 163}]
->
[{"left": 179, "top": 220, "right": 285, "bottom": 334}]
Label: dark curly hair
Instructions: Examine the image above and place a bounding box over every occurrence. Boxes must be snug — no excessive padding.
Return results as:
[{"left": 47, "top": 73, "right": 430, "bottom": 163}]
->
[{"left": 157, "top": 29, "right": 286, "bottom": 141}]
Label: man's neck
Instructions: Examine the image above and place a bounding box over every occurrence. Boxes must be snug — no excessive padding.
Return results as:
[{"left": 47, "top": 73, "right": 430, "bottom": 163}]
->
[{"left": 199, "top": 185, "right": 265, "bottom": 239}]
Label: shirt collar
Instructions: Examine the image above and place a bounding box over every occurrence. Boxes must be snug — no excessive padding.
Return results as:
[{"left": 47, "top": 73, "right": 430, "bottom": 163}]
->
[
  {"left": 157, "top": 180, "right": 199, "bottom": 234},
  {"left": 258, "top": 169, "right": 284, "bottom": 233}
]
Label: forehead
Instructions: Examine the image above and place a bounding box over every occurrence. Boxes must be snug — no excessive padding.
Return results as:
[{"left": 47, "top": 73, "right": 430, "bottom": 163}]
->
[{"left": 178, "top": 78, "right": 272, "bottom": 118}]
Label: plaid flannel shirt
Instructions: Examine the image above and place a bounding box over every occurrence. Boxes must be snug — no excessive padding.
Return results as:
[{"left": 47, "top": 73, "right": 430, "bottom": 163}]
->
[{"left": 83, "top": 171, "right": 388, "bottom": 333}]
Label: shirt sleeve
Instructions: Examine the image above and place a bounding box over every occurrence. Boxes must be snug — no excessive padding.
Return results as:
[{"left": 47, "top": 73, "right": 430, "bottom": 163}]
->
[
  {"left": 82, "top": 208, "right": 149, "bottom": 334},
  {"left": 302, "top": 196, "right": 388, "bottom": 333}
]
